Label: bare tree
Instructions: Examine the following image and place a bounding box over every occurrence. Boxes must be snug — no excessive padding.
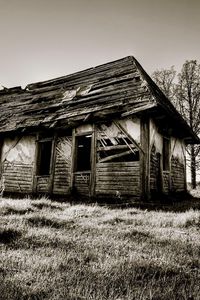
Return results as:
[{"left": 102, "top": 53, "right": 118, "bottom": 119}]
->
[
  {"left": 152, "top": 61, "right": 200, "bottom": 188},
  {"left": 152, "top": 66, "right": 177, "bottom": 101},
  {"left": 176, "top": 60, "right": 200, "bottom": 188}
]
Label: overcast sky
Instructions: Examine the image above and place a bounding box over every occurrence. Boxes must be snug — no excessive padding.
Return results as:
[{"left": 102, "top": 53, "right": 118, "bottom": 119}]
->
[{"left": 0, "top": 0, "right": 199, "bottom": 87}]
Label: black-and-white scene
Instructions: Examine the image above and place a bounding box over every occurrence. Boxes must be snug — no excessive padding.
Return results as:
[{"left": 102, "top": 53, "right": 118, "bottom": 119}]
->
[{"left": 0, "top": 1, "right": 199, "bottom": 299}]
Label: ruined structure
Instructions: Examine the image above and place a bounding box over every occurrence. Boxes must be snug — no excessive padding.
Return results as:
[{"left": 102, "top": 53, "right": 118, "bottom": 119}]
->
[{"left": 0, "top": 56, "right": 199, "bottom": 201}]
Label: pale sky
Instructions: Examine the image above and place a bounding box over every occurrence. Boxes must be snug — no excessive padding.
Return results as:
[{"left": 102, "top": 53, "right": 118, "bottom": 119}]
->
[{"left": 0, "top": 0, "right": 200, "bottom": 88}]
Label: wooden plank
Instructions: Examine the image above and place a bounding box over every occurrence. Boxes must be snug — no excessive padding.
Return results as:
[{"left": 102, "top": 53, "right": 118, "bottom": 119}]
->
[
  {"left": 96, "top": 177, "right": 139, "bottom": 182},
  {"left": 4, "top": 177, "right": 32, "bottom": 183},
  {"left": 96, "top": 171, "right": 140, "bottom": 176},
  {"left": 49, "top": 133, "right": 57, "bottom": 194},
  {"left": 98, "top": 150, "right": 133, "bottom": 163},
  {"left": 140, "top": 116, "right": 150, "bottom": 200},
  {"left": 97, "top": 144, "right": 136, "bottom": 151},
  {"left": 96, "top": 166, "right": 139, "bottom": 171},
  {"left": 96, "top": 162, "right": 139, "bottom": 167},
  {"left": 32, "top": 133, "right": 39, "bottom": 193},
  {"left": 70, "top": 129, "right": 76, "bottom": 190},
  {"left": 96, "top": 190, "right": 140, "bottom": 195},
  {"left": 121, "top": 103, "right": 156, "bottom": 117},
  {"left": 113, "top": 121, "right": 144, "bottom": 154},
  {"left": 96, "top": 184, "right": 139, "bottom": 190},
  {"left": 90, "top": 125, "right": 96, "bottom": 197}
]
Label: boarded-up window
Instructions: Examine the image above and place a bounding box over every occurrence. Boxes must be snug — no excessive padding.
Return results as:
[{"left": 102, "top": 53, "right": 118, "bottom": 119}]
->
[
  {"left": 163, "top": 137, "right": 170, "bottom": 171},
  {"left": 37, "top": 141, "right": 52, "bottom": 175},
  {"left": 75, "top": 135, "right": 91, "bottom": 171}
]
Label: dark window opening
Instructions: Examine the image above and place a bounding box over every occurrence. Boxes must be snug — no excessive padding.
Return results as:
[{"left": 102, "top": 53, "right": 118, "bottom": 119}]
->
[
  {"left": 163, "top": 137, "right": 170, "bottom": 171},
  {"left": 76, "top": 135, "right": 91, "bottom": 172},
  {"left": 37, "top": 141, "right": 52, "bottom": 175}
]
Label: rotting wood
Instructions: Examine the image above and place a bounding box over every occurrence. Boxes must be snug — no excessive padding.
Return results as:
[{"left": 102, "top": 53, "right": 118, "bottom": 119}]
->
[
  {"left": 90, "top": 125, "right": 96, "bottom": 197},
  {"left": 49, "top": 133, "right": 57, "bottom": 194},
  {"left": 140, "top": 117, "right": 150, "bottom": 200},
  {"left": 113, "top": 121, "right": 144, "bottom": 154},
  {"left": 98, "top": 149, "right": 133, "bottom": 163},
  {"left": 97, "top": 144, "right": 136, "bottom": 151},
  {"left": 121, "top": 103, "right": 156, "bottom": 117}
]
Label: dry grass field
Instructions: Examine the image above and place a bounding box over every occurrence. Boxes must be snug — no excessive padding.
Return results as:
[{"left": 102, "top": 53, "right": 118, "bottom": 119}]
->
[{"left": 0, "top": 196, "right": 200, "bottom": 300}]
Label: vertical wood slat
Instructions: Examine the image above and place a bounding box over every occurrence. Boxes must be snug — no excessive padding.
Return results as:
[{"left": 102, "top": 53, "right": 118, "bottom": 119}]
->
[
  {"left": 32, "top": 133, "right": 39, "bottom": 193},
  {"left": 0, "top": 138, "right": 3, "bottom": 176},
  {"left": 49, "top": 133, "right": 57, "bottom": 194},
  {"left": 90, "top": 124, "right": 96, "bottom": 197},
  {"left": 140, "top": 116, "right": 150, "bottom": 200},
  {"left": 70, "top": 129, "right": 76, "bottom": 191},
  {"left": 53, "top": 136, "right": 72, "bottom": 195}
]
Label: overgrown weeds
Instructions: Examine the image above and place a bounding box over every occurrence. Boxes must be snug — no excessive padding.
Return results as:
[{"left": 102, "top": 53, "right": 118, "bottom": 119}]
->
[{"left": 0, "top": 197, "right": 199, "bottom": 299}]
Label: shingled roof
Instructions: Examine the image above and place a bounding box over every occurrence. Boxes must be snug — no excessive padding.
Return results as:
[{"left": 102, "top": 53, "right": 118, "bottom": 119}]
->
[{"left": 0, "top": 56, "right": 199, "bottom": 143}]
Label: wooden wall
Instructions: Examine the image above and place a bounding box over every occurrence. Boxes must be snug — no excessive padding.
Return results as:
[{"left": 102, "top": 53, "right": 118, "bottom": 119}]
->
[
  {"left": 95, "top": 118, "right": 141, "bottom": 199},
  {"left": 53, "top": 136, "right": 72, "bottom": 195},
  {"left": 96, "top": 161, "right": 140, "bottom": 197},
  {"left": 1, "top": 136, "right": 35, "bottom": 193},
  {"left": 0, "top": 134, "right": 73, "bottom": 196},
  {"left": 149, "top": 119, "right": 186, "bottom": 195}
]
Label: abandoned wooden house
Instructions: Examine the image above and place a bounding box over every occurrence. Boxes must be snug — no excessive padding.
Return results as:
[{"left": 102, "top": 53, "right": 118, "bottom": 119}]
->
[{"left": 0, "top": 56, "right": 199, "bottom": 202}]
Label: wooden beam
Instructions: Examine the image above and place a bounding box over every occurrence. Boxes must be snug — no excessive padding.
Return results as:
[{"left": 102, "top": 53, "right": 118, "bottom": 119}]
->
[
  {"left": 113, "top": 121, "right": 144, "bottom": 154},
  {"left": 121, "top": 103, "right": 156, "bottom": 117},
  {"left": 140, "top": 117, "right": 150, "bottom": 201},
  {"left": 32, "top": 133, "right": 39, "bottom": 193},
  {"left": 48, "top": 133, "right": 57, "bottom": 194},
  {"left": 90, "top": 125, "right": 96, "bottom": 197},
  {"left": 70, "top": 129, "right": 76, "bottom": 191},
  {"left": 97, "top": 144, "right": 136, "bottom": 151},
  {"left": 0, "top": 138, "right": 3, "bottom": 177},
  {"left": 99, "top": 149, "right": 133, "bottom": 163}
]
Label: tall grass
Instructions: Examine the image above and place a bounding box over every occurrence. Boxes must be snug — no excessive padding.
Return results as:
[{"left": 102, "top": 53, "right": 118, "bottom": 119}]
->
[{"left": 0, "top": 197, "right": 199, "bottom": 299}]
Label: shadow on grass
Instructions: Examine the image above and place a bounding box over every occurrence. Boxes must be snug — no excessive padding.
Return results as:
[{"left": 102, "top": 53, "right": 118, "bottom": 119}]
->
[
  {"left": 27, "top": 216, "right": 76, "bottom": 229},
  {"left": 0, "top": 228, "right": 22, "bottom": 244},
  {"left": 122, "top": 229, "right": 151, "bottom": 240},
  {"left": 1, "top": 207, "right": 34, "bottom": 216},
  {"left": 31, "top": 202, "right": 63, "bottom": 211},
  {"left": 103, "top": 217, "right": 133, "bottom": 226},
  {"left": 0, "top": 280, "right": 49, "bottom": 300}
]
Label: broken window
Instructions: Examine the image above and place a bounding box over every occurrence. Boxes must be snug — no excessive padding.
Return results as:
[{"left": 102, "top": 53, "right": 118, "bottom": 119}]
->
[
  {"left": 75, "top": 135, "right": 91, "bottom": 171},
  {"left": 97, "top": 123, "right": 140, "bottom": 163},
  {"left": 163, "top": 137, "right": 170, "bottom": 171},
  {"left": 37, "top": 140, "right": 52, "bottom": 175}
]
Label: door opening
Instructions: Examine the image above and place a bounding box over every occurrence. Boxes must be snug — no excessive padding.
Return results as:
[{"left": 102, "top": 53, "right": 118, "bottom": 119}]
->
[{"left": 75, "top": 135, "right": 92, "bottom": 172}]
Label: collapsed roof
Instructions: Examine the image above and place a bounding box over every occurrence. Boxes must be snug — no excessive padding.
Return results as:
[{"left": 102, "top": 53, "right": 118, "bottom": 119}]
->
[{"left": 0, "top": 56, "right": 199, "bottom": 144}]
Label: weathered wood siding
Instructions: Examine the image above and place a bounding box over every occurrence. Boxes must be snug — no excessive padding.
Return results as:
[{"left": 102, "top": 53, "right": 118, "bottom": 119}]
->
[
  {"left": 1, "top": 136, "right": 35, "bottom": 193},
  {"left": 53, "top": 136, "right": 72, "bottom": 194},
  {"left": 95, "top": 118, "right": 141, "bottom": 198},
  {"left": 37, "top": 176, "right": 49, "bottom": 193},
  {"left": 170, "top": 138, "right": 185, "bottom": 192},
  {"left": 149, "top": 120, "right": 163, "bottom": 194},
  {"left": 150, "top": 145, "right": 160, "bottom": 192},
  {"left": 96, "top": 162, "right": 140, "bottom": 197},
  {"left": 74, "top": 172, "right": 90, "bottom": 195},
  {"left": 150, "top": 119, "right": 186, "bottom": 194},
  {"left": 163, "top": 171, "right": 170, "bottom": 193}
]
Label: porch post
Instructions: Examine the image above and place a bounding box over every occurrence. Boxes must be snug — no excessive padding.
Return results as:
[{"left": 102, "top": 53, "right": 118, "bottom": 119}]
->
[{"left": 140, "top": 116, "right": 150, "bottom": 201}]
